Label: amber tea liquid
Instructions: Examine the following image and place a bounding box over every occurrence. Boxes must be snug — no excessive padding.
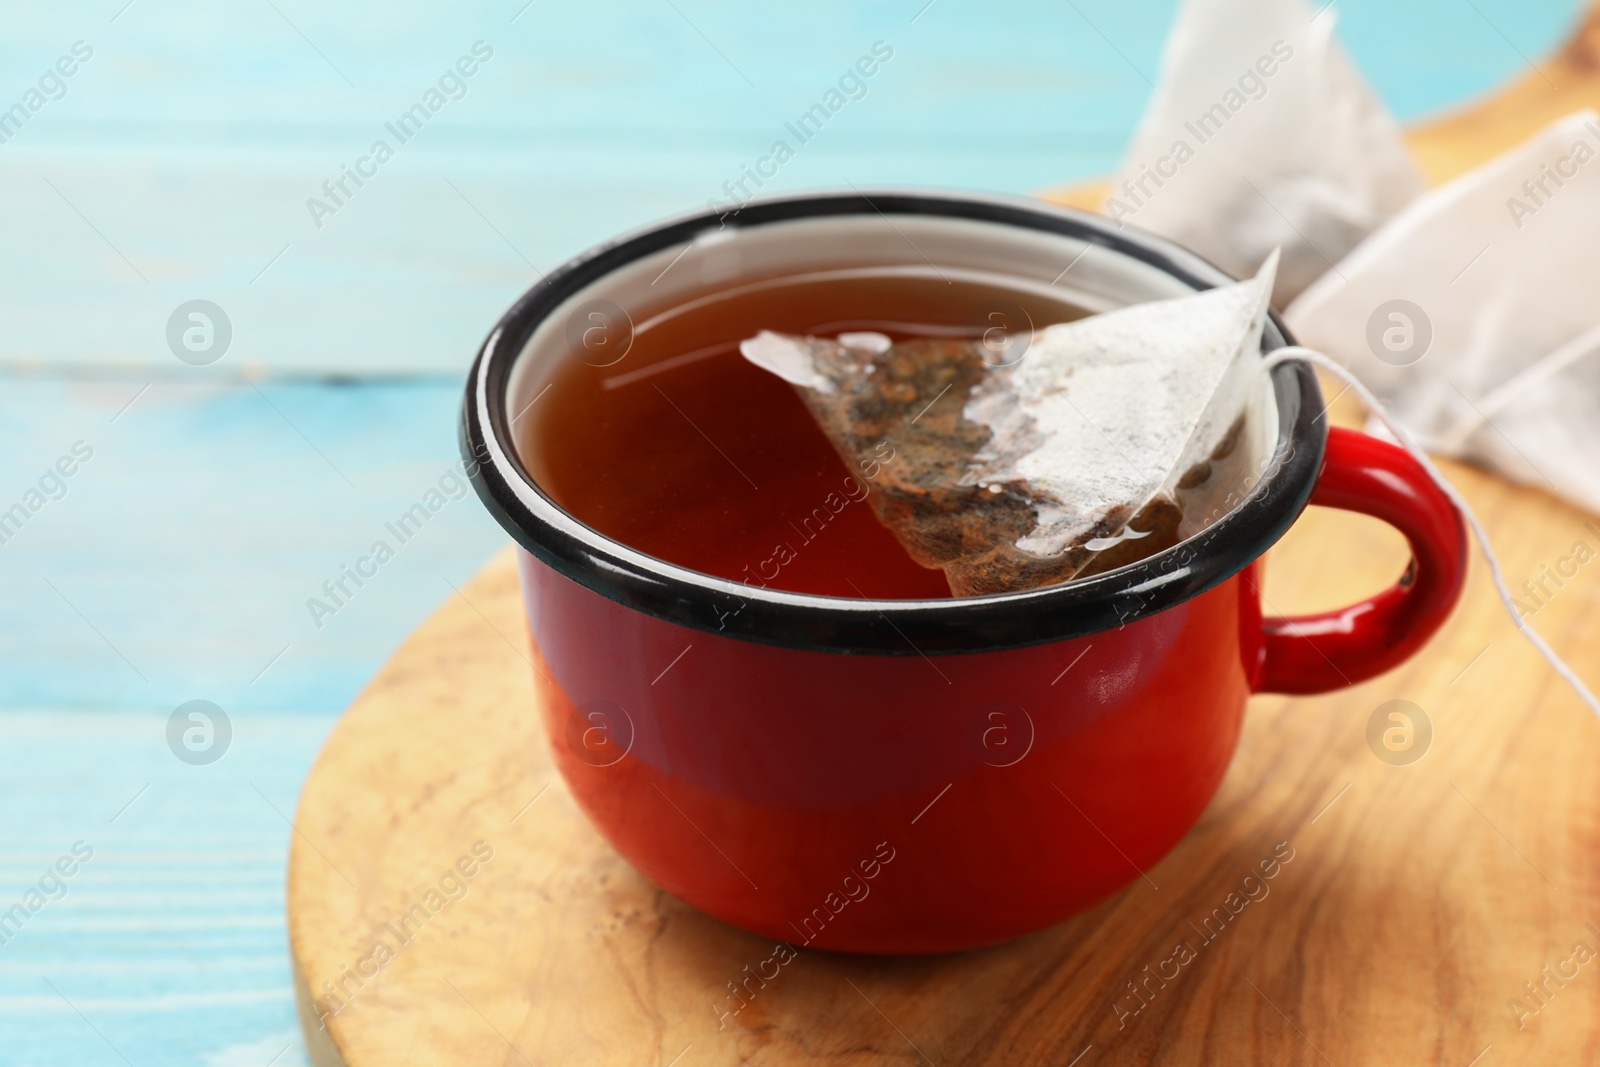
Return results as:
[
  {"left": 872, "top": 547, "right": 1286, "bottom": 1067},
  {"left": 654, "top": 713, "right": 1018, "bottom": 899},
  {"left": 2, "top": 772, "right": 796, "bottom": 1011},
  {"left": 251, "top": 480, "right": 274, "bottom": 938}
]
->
[{"left": 522, "top": 270, "right": 1088, "bottom": 600}]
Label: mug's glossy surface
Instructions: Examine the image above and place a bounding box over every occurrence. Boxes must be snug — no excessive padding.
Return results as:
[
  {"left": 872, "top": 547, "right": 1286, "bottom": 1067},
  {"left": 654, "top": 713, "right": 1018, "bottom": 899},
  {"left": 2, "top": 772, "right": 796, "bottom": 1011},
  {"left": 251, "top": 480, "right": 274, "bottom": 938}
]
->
[
  {"left": 515, "top": 427, "right": 1463, "bottom": 953},
  {"left": 523, "top": 550, "right": 1261, "bottom": 953},
  {"left": 464, "top": 191, "right": 1467, "bottom": 953}
]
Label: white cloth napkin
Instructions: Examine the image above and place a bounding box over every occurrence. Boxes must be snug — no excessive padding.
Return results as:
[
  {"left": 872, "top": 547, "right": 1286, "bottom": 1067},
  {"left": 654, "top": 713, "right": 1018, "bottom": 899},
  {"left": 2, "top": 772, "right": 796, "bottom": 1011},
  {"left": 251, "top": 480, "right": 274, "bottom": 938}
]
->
[
  {"left": 1109, "top": 0, "right": 1423, "bottom": 305},
  {"left": 1287, "top": 109, "right": 1600, "bottom": 515}
]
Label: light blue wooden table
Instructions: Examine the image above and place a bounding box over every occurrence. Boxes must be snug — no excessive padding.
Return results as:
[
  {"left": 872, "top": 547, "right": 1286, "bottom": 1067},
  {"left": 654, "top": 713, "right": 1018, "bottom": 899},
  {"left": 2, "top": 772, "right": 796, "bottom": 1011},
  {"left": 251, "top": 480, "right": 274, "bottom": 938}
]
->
[{"left": 0, "top": 1, "right": 1579, "bottom": 1062}]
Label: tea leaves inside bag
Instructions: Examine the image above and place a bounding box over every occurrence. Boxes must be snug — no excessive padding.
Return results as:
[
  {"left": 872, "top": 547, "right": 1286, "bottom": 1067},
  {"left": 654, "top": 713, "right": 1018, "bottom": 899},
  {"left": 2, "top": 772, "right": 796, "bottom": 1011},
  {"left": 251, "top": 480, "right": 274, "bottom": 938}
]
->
[{"left": 741, "top": 254, "right": 1278, "bottom": 596}]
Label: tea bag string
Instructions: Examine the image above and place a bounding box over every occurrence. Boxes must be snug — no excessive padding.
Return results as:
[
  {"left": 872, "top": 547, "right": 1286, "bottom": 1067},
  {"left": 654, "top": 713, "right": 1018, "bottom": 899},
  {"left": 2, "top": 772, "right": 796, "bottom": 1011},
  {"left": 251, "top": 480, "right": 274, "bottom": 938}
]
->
[{"left": 1263, "top": 345, "right": 1600, "bottom": 720}]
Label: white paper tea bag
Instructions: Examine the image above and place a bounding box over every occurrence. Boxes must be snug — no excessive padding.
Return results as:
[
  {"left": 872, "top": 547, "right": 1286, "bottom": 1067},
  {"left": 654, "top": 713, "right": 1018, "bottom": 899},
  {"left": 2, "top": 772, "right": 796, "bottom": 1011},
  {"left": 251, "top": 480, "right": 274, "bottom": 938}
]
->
[
  {"left": 1109, "top": 0, "right": 1423, "bottom": 305},
  {"left": 1287, "top": 109, "right": 1600, "bottom": 514},
  {"left": 740, "top": 254, "right": 1279, "bottom": 596}
]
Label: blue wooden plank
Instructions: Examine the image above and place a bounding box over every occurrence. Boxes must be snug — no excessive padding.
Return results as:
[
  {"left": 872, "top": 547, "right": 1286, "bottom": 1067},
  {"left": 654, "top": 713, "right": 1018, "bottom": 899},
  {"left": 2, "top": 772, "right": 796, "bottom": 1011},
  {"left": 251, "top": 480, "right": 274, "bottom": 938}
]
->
[
  {"left": 0, "top": 709, "right": 326, "bottom": 1067},
  {"left": 0, "top": 378, "right": 507, "bottom": 714},
  {"left": 0, "top": 0, "right": 1581, "bottom": 374}
]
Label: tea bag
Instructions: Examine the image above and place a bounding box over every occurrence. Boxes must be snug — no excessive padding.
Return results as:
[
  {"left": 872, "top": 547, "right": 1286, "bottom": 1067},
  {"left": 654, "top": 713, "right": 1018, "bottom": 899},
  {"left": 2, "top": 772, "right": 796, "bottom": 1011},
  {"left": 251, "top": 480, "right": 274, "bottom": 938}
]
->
[
  {"left": 740, "top": 253, "right": 1278, "bottom": 596},
  {"left": 1109, "top": 0, "right": 1423, "bottom": 305},
  {"left": 1286, "top": 109, "right": 1600, "bottom": 515}
]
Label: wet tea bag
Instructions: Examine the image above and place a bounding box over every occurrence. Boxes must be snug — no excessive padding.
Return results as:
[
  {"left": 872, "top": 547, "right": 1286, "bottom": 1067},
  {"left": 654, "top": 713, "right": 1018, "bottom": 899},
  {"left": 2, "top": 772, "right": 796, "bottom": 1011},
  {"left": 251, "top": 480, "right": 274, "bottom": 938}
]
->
[
  {"left": 740, "top": 253, "right": 1279, "bottom": 596},
  {"left": 1109, "top": 0, "right": 1423, "bottom": 305},
  {"left": 1287, "top": 109, "right": 1600, "bottom": 514}
]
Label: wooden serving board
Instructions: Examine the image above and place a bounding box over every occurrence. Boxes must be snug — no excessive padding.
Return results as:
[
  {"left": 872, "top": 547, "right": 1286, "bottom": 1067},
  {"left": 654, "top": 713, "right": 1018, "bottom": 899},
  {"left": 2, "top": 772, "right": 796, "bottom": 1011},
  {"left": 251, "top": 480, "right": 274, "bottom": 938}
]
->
[{"left": 289, "top": 12, "right": 1600, "bottom": 1065}]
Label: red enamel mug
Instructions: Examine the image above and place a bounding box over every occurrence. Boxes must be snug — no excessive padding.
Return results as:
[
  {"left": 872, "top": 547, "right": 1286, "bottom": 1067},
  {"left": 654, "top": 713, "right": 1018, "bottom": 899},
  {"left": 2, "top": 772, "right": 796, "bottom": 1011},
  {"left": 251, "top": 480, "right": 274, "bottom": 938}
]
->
[{"left": 462, "top": 190, "right": 1466, "bottom": 954}]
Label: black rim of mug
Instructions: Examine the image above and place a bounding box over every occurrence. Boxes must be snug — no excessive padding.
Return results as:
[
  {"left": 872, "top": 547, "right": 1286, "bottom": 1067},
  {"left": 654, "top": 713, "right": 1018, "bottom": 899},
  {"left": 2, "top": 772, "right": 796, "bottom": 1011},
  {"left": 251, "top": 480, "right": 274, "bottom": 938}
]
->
[{"left": 461, "top": 189, "right": 1326, "bottom": 655}]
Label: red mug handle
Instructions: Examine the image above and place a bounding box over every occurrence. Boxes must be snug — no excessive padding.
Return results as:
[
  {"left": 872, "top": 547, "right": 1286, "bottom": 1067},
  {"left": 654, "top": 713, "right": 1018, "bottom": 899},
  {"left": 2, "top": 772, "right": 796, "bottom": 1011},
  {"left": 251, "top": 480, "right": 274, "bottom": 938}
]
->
[{"left": 1253, "top": 426, "right": 1468, "bottom": 695}]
